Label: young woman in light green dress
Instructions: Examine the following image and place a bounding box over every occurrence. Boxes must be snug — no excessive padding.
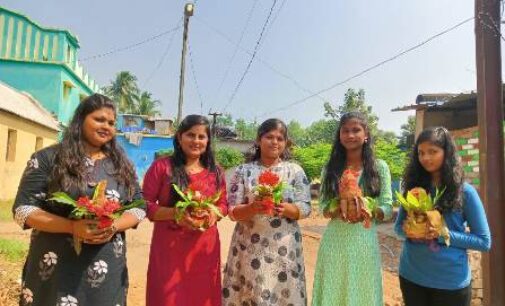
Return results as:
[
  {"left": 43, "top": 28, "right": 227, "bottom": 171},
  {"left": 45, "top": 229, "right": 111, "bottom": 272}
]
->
[{"left": 312, "top": 112, "right": 393, "bottom": 306}]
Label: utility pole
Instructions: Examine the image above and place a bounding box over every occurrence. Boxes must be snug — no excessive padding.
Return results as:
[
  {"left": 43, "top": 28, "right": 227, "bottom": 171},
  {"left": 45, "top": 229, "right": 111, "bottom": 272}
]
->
[
  {"left": 176, "top": 3, "right": 194, "bottom": 125},
  {"left": 209, "top": 111, "right": 222, "bottom": 138},
  {"left": 475, "top": 1, "right": 505, "bottom": 305}
]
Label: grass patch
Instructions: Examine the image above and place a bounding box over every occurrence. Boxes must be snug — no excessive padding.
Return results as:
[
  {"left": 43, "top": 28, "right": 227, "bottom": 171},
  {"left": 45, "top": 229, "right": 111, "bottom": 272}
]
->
[
  {"left": 0, "top": 200, "right": 13, "bottom": 222},
  {"left": 0, "top": 238, "right": 28, "bottom": 262}
]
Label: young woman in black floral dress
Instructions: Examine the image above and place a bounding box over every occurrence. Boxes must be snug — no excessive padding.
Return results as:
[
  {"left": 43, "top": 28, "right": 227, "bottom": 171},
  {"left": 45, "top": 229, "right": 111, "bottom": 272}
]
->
[{"left": 13, "top": 94, "right": 145, "bottom": 306}]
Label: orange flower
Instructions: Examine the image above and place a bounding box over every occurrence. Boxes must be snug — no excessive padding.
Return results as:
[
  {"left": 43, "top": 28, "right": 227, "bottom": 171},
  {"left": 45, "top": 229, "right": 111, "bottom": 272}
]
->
[{"left": 258, "top": 170, "right": 280, "bottom": 187}]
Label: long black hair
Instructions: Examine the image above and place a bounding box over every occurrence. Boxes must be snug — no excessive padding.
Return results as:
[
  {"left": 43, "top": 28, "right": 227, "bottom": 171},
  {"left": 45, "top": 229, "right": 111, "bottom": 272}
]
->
[
  {"left": 320, "top": 112, "right": 381, "bottom": 201},
  {"left": 402, "top": 126, "right": 463, "bottom": 212},
  {"left": 48, "top": 93, "right": 137, "bottom": 198},
  {"left": 171, "top": 114, "right": 221, "bottom": 188},
  {"left": 247, "top": 118, "right": 291, "bottom": 162}
]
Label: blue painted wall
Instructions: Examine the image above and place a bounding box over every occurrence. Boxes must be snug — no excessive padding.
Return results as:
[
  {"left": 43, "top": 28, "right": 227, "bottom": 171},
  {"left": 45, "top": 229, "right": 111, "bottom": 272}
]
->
[{"left": 116, "top": 135, "right": 174, "bottom": 181}]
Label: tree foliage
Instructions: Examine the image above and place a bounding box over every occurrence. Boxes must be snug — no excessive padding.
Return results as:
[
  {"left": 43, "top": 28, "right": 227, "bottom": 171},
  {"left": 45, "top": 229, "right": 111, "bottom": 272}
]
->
[
  {"left": 374, "top": 138, "right": 407, "bottom": 180},
  {"left": 292, "top": 143, "right": 332, "bottom": 181},
  {"left": 215, "top": 146, "right": 245, "bottom": 170},
  {"left": 323, "top": 88, "right": 379, "bottom": 135},
  {"left": 399, "top": 115, "right": 416, "bottom": 149},
  {"left": 102, "top": 71, "right": 162, "bottom": 116}
]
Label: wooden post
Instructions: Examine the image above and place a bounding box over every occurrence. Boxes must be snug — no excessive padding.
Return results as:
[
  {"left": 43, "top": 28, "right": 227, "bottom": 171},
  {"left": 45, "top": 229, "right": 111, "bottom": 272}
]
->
[{"left": 475, "top": 0, "right": 505, "bottom": 305}]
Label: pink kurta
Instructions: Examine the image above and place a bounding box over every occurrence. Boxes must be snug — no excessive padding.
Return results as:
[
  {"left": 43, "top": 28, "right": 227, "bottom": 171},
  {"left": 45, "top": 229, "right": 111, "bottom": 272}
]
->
[{"left": 143, "top": 157, "right": 227, "bottom": 306}]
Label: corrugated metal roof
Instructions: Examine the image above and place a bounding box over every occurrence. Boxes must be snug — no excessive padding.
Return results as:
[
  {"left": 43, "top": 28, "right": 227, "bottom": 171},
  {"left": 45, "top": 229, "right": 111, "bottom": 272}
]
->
[{"left": 0, "top": 82, "right": 60, "bottom": 131}]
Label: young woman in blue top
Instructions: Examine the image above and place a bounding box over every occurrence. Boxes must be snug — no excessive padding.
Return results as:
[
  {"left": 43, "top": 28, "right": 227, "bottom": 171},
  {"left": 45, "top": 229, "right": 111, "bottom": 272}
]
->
[{"left": 394, "top": 127, "right": 491, "bottom": 306}]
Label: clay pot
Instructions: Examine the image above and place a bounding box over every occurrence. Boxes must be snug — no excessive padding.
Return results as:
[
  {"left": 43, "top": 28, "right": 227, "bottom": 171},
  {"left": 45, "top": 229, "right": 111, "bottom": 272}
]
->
[{"left": 404, "top": 210, "right": 443, "bottom": 239}]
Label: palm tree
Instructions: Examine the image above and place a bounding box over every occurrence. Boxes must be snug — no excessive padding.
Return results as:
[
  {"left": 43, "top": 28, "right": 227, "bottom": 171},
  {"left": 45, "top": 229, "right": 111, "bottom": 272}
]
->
[
  {"left": 136, "top": 91, "right": 161, "bottom": 117},
  {"left": 102, "top": 71, "right": 139, "bottom": 113}
]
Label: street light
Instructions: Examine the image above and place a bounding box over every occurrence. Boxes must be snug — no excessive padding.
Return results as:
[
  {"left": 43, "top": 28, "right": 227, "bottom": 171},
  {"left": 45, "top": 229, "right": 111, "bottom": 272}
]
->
[
  {"left": 176, "top": 3, "right": 194, "bottom": 125},
  {"left": 185, "top": 3, "right": 194, "bottom": 16}
]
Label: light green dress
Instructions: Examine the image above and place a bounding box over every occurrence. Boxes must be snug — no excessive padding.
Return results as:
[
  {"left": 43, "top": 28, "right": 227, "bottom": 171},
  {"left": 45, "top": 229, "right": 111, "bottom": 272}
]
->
[{"left": 312, "top": 160, "right": 393, "bottom": 306}]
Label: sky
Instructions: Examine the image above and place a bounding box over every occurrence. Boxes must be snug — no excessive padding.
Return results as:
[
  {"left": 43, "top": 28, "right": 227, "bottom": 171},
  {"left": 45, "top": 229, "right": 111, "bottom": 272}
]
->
[{"left": 3, "top": 0, "right": 502, "bottom": 133}]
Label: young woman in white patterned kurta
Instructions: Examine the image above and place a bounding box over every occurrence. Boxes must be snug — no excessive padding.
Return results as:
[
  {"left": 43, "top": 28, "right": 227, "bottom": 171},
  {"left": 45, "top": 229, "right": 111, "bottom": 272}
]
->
[{"left": 222, "top": 118, "right": 312, "bottom": 306}]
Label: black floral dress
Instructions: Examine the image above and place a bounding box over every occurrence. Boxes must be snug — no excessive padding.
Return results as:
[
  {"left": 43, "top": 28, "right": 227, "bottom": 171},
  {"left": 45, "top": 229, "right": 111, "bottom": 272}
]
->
[
  {"left": 12, "top": 145, "right": 145, "bottom": 306},
  {"left": 222, "top": 161, "right": 312, "bottom": 306}
]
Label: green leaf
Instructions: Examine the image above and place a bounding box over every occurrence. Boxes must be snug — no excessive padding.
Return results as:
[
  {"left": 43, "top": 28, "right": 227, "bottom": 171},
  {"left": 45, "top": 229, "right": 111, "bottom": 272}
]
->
[
  {"left": 363, "top": 197, "right": 378, "bottom": 212},
  {"left": 206, "top": 204, "right": 224, "bottom": 218},
  {"left": 49, "top": 192, "right": 77, "bottom": 207},
  {"left": 406, "top": 192, "right": 420, "bottom": 209},
  {"left": 172, "top": 184, "right": 190, "bottom": 202},
  {"left": 114, "top": 199, "right": 145, "bottom": 213}
]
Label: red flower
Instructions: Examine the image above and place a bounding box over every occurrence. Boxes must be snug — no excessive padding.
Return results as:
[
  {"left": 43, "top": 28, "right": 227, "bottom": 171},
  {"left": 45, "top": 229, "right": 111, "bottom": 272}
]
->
[
  {"left": 258, "top": 171, "right": 280, "bottom": 187},
  {"left": 261, "top": 197, "right": 276, "bottom": 215},
  {"left": 103, "top": 199, "right": 120, "bottom": 215},
  {"left": 77, "top": 197, "right": 92, "bottom": 208},
  {"left": 98, "top": 216, "right": 113, "bottom": 229}
]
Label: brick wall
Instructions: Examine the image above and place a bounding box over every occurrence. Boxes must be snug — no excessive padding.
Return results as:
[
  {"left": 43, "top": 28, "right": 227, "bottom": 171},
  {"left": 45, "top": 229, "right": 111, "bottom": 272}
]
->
[{"left": 451, "top": 126, "right": 487, "bottom": 306}]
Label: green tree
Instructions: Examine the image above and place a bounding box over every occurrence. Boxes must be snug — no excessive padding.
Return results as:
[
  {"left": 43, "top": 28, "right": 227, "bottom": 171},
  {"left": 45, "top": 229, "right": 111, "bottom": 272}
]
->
[
  {"left": 235, "top": 119, "right": 259, "bottom": 141},
  {"left": 287, "top": 120, "right": 306, "bottom": 146},
  {"left": 292, "top": 143, "right": 332, "bottom": 180},
  {"left": 103, "top": 71, "right": 139, "bottom": 113},
  {"left": 303, "top": 119, "right": 337, "bottom": 145},
  {"left": 135, "top": 91, "right": 161, "bottom": 117},
  {"left": 216, "top": 113, "right": 234, "bottom": 127},
  {"left": 399, "top": 115, "right": 416, "bottom": 148},
  {"left": 215, "top": 146, "right": 245, "bottom": 169},
  {"left": 374, "top": 138, "right": 407, "bottom": 180},
  {"left": 323, "top": 88, "right": 379, "bottom": 135},
  {"left": 376, "top": 130, "right": 398, "bottom": 143}
]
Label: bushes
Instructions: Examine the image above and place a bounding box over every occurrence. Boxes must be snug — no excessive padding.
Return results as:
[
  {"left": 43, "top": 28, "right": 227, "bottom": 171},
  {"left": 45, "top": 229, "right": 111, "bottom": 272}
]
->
[
  {"left": 292, "top": 143, "right": 332, "bottom": 181},
  {"left": 215, "top": 147, "right": 245, "bottom": 170},
  {"left": 374, "top": 139, "right": 407, "bottom": 181}
]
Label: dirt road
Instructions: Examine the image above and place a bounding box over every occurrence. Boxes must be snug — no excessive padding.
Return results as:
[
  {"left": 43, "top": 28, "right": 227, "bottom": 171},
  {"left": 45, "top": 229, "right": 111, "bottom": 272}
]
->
[{"left": 0, "top": 218, "right": 403, "bottom": 306}]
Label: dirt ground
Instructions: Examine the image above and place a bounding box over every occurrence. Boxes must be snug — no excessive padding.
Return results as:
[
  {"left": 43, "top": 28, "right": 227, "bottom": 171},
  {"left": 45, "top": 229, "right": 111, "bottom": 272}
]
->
[{"left": 0, "top": 217, "right": 404, "bottom": 306}]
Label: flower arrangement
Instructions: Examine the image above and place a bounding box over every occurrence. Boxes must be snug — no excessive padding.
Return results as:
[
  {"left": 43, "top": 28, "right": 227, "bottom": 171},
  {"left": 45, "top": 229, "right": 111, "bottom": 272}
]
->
[
  {"left": 253, "top": 170, "right": 288, "bottom": 215},
  {"left": 50, "top": 180, "right": 145, "bottom": 254},
  {"left": 327, "top": 168, "right": 377, "bottom": 228},
  {"left": 172, "top": 181, "right": 223, "bottom": 231},
  {"left": 396, "top": 187, "right": 450, "bottom": 246}
]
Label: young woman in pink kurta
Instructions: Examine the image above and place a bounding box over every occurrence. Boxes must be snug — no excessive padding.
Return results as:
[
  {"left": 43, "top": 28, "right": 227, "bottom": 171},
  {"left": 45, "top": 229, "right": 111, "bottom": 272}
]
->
[{"left": 143, "top": 115, "right": 227, "bottom": 306}]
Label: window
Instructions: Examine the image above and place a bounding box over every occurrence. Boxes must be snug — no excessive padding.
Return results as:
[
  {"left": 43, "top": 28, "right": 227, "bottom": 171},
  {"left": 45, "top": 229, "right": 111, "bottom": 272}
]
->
[
  {"left": 6, "top": 129, "right": 17, "bottom": 162},
  {"left": 35, "top": 137, "right": 43, "bottom": 151}
]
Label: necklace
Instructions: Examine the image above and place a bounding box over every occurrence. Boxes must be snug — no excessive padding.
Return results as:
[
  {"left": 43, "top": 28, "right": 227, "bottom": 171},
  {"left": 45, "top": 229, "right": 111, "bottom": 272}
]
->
[{"left": 260, "top": 157, "right": 281, "bottom": 169}]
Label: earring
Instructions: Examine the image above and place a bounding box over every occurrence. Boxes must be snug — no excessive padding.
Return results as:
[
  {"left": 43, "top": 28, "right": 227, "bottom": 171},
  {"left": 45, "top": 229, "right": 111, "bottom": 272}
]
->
[{"left": 364, "top": 139, "right": 368, "bottom": 143}]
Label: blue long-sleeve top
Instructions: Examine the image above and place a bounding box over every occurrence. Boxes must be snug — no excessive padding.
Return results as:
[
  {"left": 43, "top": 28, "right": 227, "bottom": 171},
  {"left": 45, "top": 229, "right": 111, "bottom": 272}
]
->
[{"left": 394, "top": 183, "right": 491, "bottom": 290}]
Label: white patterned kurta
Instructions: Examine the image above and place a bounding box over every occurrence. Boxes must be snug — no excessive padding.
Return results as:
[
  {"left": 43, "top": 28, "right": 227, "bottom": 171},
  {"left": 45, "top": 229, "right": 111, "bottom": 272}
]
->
[
  {"left": 222, "top": 161, "right": 312, "bottom": 306},
  {"left": 12, "top": 145, "right": 145, "bottom": 306}
]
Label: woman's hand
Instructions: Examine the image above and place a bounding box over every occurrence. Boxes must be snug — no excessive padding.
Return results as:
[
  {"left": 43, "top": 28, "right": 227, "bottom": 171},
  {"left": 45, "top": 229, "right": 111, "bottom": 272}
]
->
[
  {"left": 274, "top": 203, "right": 300, "bottom": 220},
  {"left": 425, "top": 224, "right": 439, "bottom": 240},
  {"left": 73, "top": 220, "right": 116, "bottom": 244},
  {"left": 402, "top": 220, "right": 439, "bottom": 242},
  {"left": 206, "top": 209, "right": 221, "bottom": 228},
  {"left": 323, "top": 208, "right": 340, "bottom": 219},
  {"left": 177, "top": 211, "right": 199, "bottom": 230},
  {"left": 250, "top": 199, "right": 270, "bottom": 215}
]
